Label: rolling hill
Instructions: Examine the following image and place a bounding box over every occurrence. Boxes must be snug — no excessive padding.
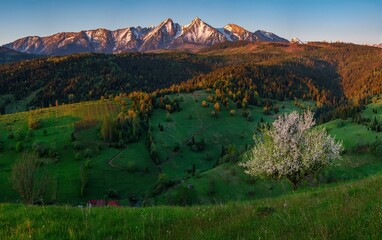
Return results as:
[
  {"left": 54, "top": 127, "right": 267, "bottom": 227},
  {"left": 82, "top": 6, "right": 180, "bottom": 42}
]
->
[
  {"left": 0, "top": 42, "right": 381, "bottom": 114},
  {"left": 0, "top": 47, "right": 39, "bottom": 64}
]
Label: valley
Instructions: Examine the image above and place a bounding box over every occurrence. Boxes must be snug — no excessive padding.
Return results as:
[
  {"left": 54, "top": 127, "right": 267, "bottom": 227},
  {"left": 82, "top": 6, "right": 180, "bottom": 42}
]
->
[{"left": 0, "top": 35, "right": 381, "bottom": 239}]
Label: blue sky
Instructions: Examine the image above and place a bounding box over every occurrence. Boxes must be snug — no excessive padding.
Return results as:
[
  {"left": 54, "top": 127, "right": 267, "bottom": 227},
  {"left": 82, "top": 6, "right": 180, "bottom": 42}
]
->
[{"left": 0, "top": 0, "right": 381, "bottom": 45}]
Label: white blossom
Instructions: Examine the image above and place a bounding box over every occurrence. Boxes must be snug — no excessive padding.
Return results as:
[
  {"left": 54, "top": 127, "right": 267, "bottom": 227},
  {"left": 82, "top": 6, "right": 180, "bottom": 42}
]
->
[{"left": 240, "top": 111, "right": 343, "bottom": 189}]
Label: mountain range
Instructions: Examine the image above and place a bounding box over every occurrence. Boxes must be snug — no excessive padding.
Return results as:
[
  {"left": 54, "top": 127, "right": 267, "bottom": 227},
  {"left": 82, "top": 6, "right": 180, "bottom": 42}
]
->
[{"left": 3, "top": 17, "right": 289, "bottom": 55}]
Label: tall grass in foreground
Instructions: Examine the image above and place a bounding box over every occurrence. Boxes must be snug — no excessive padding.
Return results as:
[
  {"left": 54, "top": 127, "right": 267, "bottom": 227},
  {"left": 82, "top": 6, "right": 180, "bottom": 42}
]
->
[{"left": 1, "top": 174, "right": 382, "bottom": 239}]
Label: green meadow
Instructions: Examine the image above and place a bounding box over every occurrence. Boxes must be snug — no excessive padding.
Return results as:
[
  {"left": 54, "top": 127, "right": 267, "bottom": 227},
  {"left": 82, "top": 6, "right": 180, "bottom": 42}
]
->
[{"left": 1, "top": 91, "right": 381, "bottom": 208}]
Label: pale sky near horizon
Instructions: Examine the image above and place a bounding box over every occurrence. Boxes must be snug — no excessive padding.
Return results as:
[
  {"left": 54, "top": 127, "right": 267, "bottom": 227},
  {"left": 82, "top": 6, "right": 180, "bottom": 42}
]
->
[{"left": 0, "top": 0, "right": 381, "bottom": 45}]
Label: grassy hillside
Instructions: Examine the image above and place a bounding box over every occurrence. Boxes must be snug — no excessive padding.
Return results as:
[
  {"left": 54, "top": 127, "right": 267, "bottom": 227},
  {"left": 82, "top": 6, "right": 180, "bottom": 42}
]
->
[
  {"left": 0, "top": 89, "right": 314, "bottom": 205},
  {"left": 152, "top": 94, "right": 382, "bottom": 205},
  {"left": 1, "top": 173, "right": 382, "bottom": 239},
  {"left": 1, "top": 90, "right": 381, "bottom": 206}
]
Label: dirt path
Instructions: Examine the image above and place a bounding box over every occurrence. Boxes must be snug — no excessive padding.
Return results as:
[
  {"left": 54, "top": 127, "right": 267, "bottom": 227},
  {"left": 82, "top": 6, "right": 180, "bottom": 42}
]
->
[
  {"left": 159, "top": 124, "right": 212, "bottom": 166},
  {"left": 107, "top": 149, "right": 127, "bottom": 169}
]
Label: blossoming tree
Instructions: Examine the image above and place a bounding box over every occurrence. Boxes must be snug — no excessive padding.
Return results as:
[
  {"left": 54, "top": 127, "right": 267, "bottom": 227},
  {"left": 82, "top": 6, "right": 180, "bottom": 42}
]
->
[{"left": 240, "top": 111, "right": 343, "bottom": 190}]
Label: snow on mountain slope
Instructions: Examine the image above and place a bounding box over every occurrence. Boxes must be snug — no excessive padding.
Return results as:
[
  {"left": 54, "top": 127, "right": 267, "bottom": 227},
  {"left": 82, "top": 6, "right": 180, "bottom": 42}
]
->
[
  {"left": 112, "top": 27, "right": 150, "bottom": 52},
  {"left": 140, "top": 18, "right": 181, "bottom": 51},
  {"left": 254, "top": 30, "right": 289, "bottom": 43},
  {"left": 172, "top": 17, "right": 227, "bottom": 46},
  {"left": 291, "top": 38, "right": 304, "bottom": 44},
  {"left": 3, "top": 17, "right": 290, "bottom": 55},
  {"left": 223, "top": 24, "right": 258, "bottom": 42}
]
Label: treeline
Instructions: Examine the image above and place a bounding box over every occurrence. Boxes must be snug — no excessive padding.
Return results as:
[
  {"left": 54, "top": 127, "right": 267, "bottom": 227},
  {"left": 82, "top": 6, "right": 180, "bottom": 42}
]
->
[
  {"left": 0, "top": 52, "right": 220, "bottom": 107},
  {"left": 0, "top": 47, "right": 39, "bottom": 64},
  {"left": 1, "top": 42, "right": 381, "bottom": 125},
  {"left": 305, "top": 43, "right": 382, "bottom": 102},
  {"left": 152, "top": 58, "right": 343, "bottom": 113}
]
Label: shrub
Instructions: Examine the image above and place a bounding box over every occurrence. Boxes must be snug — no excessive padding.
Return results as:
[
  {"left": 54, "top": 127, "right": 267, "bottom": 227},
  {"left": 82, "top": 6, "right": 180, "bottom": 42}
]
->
[
  {"left": 256, "top": 206, "right": 276, "bottom": 217},
  {"left": 15, "top": 131, "right": 25, "bottom": 141},
  {"left": 240, "top": 131, "right": 246, "bottom": 139},
  {"left": 7, "top": 133, "right": 14, "bottom": 139},
  {"left": 75, "top": 153, "right": 82, "bottom": 161},
  {"left": 84, "top": 148, "right": 92, "bottom": 158},
  {"left": 28, "top": 129, "right": 35, "bottom": 138},
  {"left": 214, "top": 102, "right": 220, "bottom": 113},
  {"left": 169, "top": 186, "right": 196, "bottom": 206},
  {"left": 201, "top": 100, "right": 208, "bottom": 107},
  {"left": 230, "top": 109, "right": 236, "bottom": 116},
  {"left": 205, "top": 153, "right": 212, "bottom": 161},
  {"left": 207, "top": 179, "right": 216, "bottom": 196},
  {"left": 106, "top": 189, "right": 119, "bottom": 199},
  {"left": 241, "top": 110, "right": 250, "bottom": 118},
  {"left": 376, "top": 145, "right": 382, "bottom": 155},
  {"left": 73, "top": 141, "right": 84, "bottom": 150},
  {"left": 336, "top": 120, "right": 345, "bottom": 128},
  {"left": 85, "top": 159, "right": 92, "bottom": 169},
  {"left": 15, "top": 141, "right": 23, "bottom": 152},
  {"left": 71, "top": 132, "right": 76, "bottom": 142},
  {"left": 158, "top": 173, "right": 169, "bottom": 184},
  {"left": 28, "top": 116, "right": 40, "bottom": 130},
  {"left": 190, "top": 138, "right": 206, "bottom": 152},
  {"left": 32, "top": 141, "right": 49, "bottom": 157},
  {"left": 127, "top": 161, "right": 136, "bottom": 172},
  {"left": 165, "top": 112, "right": 172, "bottom": 122},
  {"left": 117, "top": 139, "right": 125, "bottom": 148},
  {"left": 80, "top": 165, "right": 88, "bottom": 197},
  {"left": 173, "top": 144, "right": 180, "bottom": 152},
  {"left": 246, "top": 114, "right": 254, "bottom": 122},
  {"left": 273, "top": 105, "right": 279, "bottom": 114}
]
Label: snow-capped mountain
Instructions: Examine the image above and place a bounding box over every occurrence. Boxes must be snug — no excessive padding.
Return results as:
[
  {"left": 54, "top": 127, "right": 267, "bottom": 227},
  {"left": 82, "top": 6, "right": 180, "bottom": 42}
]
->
[
  {"left": 112, "top": 27, "right": 150, "bottom": 52},
  {"left": 291, "top": 38, "right": 304, "bottom": 44},
  {"left": 140, "top": 18, "right": 181, "bottom": 51},
  {"left": 3, "top": 17, "right": 290, "bottom": 55},
  {"left": 219, "top": 24, "right": 258, "bottom": 42},
  {"left": 172, "top": 17, "right": 226, "bottom": 46},
  {"left": 254, "top": 30, "right": 289, "bottom": 43}
]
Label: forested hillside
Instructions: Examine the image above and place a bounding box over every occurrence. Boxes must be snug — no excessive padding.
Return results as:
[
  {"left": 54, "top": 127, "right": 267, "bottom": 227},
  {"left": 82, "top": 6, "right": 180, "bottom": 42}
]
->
[
  {"left": 0, "top": 47, "right": 39, "bottom": 64},
  {"left": 0, "top": 42, "right": 381, "bottom": 113}
]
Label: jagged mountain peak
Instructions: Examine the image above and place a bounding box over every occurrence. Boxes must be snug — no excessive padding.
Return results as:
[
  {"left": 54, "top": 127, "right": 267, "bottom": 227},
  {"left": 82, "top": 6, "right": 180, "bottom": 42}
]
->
[
  {"left": 159, "top": 18, "right": 174, "bottom": 26},
  {"left": 192, "top": 17, "right": 202, "bottom": 22},
  {"left": 183, "top": 17, "right": 208, "bottom": 29},
  {"left": 221, "top": 23, "right": 256, "bottom": 42},
  {"left": 291, "top": 38, "right": 304, "bottom": 44},
  {"left": 3, "top": 17, "right": 290, "bottom": 55},
  {"left": 254, "top": 30, "right": 289, "bottom": 43},
  {"left": 140, "top": 18, "right": 181, "bottom": 51},
  {"left": 174, "top": 17, "right": 226, "bottom": 46},
  {"left": 224, "top": 24, "right": 248, "bottom": 34}
]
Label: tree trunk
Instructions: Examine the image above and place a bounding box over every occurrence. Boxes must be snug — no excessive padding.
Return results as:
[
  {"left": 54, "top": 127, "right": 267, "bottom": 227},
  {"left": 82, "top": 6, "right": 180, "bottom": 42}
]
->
[{"left": 287, "top": 176, "right": 299, "bottom": 191}]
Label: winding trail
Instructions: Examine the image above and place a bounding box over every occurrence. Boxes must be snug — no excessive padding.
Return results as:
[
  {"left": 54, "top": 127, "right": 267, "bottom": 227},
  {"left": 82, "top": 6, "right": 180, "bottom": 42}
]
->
[
  {"left": 159, "top": 124, "right": 213, "bottom": 166},
  {"left": 107, "top": 149, "right": 128, "bottom": 169}
]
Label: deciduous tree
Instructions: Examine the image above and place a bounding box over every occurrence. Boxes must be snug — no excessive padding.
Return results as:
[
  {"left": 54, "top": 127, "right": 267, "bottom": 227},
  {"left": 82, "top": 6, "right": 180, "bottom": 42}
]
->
[
  {"left": 11, "top": 152, "right": 47, "bottom": 204},
  {"left": 240, "top": 111, "right": 343, "bottom": 190}
]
